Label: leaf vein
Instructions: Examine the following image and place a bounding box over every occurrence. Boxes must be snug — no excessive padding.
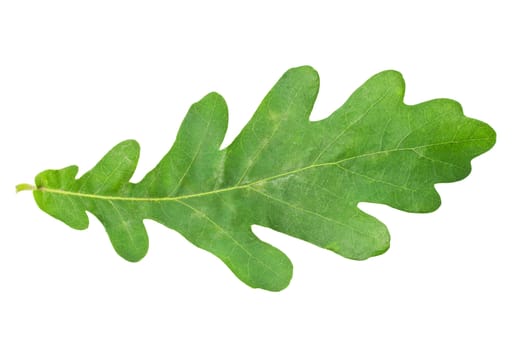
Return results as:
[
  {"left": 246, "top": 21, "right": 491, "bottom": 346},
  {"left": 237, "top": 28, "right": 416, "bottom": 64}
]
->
[{"left": 37, "top": 138, "right": 491, "bottom": 202}]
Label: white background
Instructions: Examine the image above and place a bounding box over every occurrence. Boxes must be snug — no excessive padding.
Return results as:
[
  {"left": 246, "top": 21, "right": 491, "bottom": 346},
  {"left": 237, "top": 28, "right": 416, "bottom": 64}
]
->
[{"left": 1, "top": 1, "right": 523, "bottom": 349}]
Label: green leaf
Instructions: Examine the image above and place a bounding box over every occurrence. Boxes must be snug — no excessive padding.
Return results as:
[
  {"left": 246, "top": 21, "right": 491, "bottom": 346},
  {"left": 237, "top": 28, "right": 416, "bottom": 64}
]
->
[{"left": 18, "top": 66, "right": 496, "bottom": 291}]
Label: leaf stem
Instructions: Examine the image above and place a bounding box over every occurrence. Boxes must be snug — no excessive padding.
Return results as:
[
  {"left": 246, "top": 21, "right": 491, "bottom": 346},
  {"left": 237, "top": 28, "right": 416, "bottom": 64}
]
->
[{"left": 16, "top": 183, "right": 36, "bottom": 193}]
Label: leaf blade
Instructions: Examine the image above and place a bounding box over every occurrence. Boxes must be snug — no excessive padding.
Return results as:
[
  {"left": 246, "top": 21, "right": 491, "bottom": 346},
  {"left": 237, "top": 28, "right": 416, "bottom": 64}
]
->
[{"left": 22, "top": 66, "right": 496, "bottom": 290}]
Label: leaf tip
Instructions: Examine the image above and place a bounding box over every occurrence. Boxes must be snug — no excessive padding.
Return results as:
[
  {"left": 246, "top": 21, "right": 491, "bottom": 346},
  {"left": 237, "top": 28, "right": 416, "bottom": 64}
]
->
[
  {"left": 375, "top": 69, "right": 405, "bottom": 87},
  {"left": 484, "top": 122, "right": 497, "bottom": 150},
  {"left": 197, "top": 91, "right": 225, "bottom": 105},
  {"left": 192, "top": 92, "right": 228, "bottom": 116},
  {"left": 118, "top": 139, "right": 141, "bottom": 154},
  {"left": 285, "top": 65, "right": 319, "bottom": 81}
]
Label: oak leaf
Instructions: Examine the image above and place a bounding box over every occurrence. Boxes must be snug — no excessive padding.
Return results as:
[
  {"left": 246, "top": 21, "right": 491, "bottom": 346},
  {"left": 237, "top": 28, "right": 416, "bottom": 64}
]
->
[{"left": 17, "top": 66, "right": 496, "bottom": 291}]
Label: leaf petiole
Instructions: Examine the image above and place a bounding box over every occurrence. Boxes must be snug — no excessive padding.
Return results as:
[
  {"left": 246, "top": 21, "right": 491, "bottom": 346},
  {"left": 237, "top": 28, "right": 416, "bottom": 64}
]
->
[{"left": 16, "top": 183, "right": 36, "bottom": 193}]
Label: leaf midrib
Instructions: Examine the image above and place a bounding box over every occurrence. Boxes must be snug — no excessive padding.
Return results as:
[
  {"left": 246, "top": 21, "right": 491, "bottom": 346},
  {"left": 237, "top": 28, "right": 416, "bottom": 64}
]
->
[{"left": 35, "top": 138, "right": 491, "bottom": 202}]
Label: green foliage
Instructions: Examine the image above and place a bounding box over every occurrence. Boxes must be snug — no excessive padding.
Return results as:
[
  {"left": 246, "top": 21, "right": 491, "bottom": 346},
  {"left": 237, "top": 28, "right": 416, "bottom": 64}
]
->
[{"left": 18, "top": 66, "right": 496, "bottom": 291}]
